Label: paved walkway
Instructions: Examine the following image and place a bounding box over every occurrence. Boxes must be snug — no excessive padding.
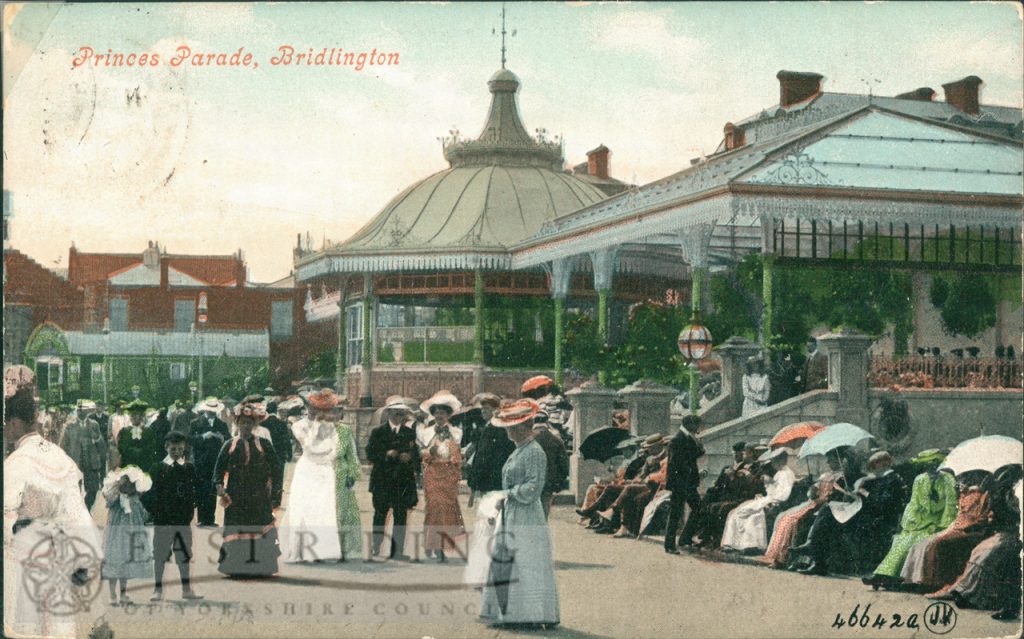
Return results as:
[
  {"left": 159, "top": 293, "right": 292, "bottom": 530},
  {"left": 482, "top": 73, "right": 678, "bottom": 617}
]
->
[{"left": 73, "top": 465, "right": 1019, "bottom": 639}]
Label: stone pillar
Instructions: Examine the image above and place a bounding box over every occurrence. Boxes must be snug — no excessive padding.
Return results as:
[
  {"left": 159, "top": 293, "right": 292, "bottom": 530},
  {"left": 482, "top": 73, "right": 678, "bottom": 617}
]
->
[
  {"left": 358, "top": 273, "right": 374, "bottom": 408},
  {"left": 817, "top": 330, "right": 873, "bottom": 424},
  {"left": 549, "top": 258, "right": 573, "bottom": 389},
  {"left": 618, "top": 380, "right": 677, "bottom": 438},
  {"left": 566, "top": 383, "right": 619, "bottom": 504},
  {"left": 553, "top": 298, "right": 565, "bottom": 388},
  {"left": 716, "top": 337, "right": 763, "bottom": 420},
  {"left": 590, "top": 249, "right": 617, "bottom": 384}
]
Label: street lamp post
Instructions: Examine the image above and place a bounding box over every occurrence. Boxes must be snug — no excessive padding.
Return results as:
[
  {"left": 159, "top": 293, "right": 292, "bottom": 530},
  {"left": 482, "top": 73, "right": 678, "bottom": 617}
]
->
[
  {"left": 197, "top": 293, "right": 208, "bottom": 397},
  {"left": 102, "top": 317, "right": 110, "bottom": 405},
  {"left": 189, "top": 381, "right": 198, "bottom": 407},
  {"left": 677, "top": 315, "right": 713, "bottom": 415}
]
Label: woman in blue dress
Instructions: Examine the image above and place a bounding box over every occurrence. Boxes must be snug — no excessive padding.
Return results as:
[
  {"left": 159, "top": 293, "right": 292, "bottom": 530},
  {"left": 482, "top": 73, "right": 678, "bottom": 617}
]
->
[{"left": 480, "top": 399, "right": 560, "bottom": 629}]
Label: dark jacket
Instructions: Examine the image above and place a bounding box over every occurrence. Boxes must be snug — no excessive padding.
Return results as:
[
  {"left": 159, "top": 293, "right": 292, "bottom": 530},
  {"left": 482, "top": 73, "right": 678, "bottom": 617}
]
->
[
  {"left": 365, "top": 423, "right": 420, "bottom": 507},
  {"left": 665, "top": 428, "right": 705, "bottom": 494},
  {"left": 468, "top": 425, "right": 516, "bottom": 493},
  {"left": 260, "top": 415, "right": 293, "bottom": 464},
  {"left": 533, "top": 427, "right": 570, "bottom": 494},
  {"left": 189, "top": 414, "right": 231, "bottom": 472},
  {"left": 146, "top": 461, "right": 197, "bottom": 525}
]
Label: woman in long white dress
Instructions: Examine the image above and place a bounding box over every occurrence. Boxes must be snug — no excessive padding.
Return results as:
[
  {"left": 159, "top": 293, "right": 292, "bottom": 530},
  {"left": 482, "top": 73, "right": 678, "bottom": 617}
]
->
[
  {"left": 721, "top": 448, "right": 795, "bottom": 552},
  {"left": 742, "top": 357, "right": 771, "bottom": 416},
  {"left": 280, "top": 390, "right": 342, "bottom": 563},
  {"left": 4, "top": 365, "right": 104, "bottom": 639}
]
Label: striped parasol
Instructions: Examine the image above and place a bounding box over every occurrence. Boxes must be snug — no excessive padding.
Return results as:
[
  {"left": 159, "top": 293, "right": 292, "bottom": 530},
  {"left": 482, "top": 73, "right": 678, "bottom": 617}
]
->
[{"left": 769, "top": 421, "right": 825, "bottom": 449}]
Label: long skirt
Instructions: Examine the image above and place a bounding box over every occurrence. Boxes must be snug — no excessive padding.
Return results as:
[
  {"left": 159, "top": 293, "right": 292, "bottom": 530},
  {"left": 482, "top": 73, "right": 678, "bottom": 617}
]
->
[
  {"left": 219, "top": 523, "right": 281, "bottom": 576},
  {"left": 929, "top": 532, "right": 1022, "bottom": 610},
  {"left": 281, "top": 456, "right": 341, "bottom": 562},
  {"left": 875, "top": 530, "right": 933, "bottom": 577},
  {"left": 764, "top": 501, "right": 817, "bottom": 566},
  {"left": 422, "top": 462, "right": 465, "bottom": 552},
  {"left": 900, "top": 534, "right": 940, "bottom": 584},
  {"left": 336, "top": 484, "right": 363, "bottom": 559},
  {"left": 721, "top": 497, "right": 772, "bottom": 551},
  {"left": 921, "top": 530, "right": 988, "bottom": 589},
  {"left": 102, "top": 504, "right": 153, "bottom": 580},
  {"left": 480, "top": 501, "right": 559, "bottom": 624}
]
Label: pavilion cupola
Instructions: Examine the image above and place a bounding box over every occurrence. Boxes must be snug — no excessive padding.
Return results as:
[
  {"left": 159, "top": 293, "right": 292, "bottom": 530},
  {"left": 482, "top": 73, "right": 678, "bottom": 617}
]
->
[{"left": 443, "top": 68, "right": 564, "bottom": 170}]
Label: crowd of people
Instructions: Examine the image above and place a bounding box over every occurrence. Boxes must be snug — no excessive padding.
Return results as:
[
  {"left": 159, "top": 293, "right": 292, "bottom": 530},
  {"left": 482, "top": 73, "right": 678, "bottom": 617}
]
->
[
  {"left": 576, "top": 414, "right": 1023, "bottom": 622},
  {"left": 4, "top": 367, "right": 572, "bottom": 636}
]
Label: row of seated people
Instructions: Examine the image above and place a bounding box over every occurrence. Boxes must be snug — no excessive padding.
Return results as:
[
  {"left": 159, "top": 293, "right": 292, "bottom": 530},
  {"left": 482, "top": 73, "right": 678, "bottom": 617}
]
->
[{"left": 578, "top": 436, "right": 1022, "bottom": 622}]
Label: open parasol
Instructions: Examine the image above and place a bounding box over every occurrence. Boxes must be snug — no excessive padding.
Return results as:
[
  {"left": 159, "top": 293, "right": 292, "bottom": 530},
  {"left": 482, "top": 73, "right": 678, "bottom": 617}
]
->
[
  {"left": 579, "top": 427, "right": 634, "bottom": 463},
  {"left": 798, "top": 422, "right": 874, "bottom": 459},
  {"left": 940, "top": 435, "right": 1023, "bottom": 475},
  {"left": 769, "top": 421, "right": 825, "bottom": 449}
]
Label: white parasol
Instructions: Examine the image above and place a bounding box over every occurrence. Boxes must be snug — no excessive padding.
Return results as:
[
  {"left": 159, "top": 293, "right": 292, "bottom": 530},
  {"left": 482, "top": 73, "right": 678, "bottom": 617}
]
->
[{"left": 940, "top": 435, "right": 1023, "bottom": 475}]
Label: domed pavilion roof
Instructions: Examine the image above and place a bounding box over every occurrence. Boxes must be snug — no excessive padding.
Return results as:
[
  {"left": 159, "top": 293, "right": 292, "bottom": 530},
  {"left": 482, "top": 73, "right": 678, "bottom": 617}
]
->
[{"left": 323, "top": 68, "right": 608, "bottom": 272}]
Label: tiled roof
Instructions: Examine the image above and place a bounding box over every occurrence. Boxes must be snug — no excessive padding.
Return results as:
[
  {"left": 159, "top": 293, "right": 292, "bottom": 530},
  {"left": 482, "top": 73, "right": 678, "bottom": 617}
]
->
[{"left": 67, "top": 250, "right": 242, "bottom": 287}]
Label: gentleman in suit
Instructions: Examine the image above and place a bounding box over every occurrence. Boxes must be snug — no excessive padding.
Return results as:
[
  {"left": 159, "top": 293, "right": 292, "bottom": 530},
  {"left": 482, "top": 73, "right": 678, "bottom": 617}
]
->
[
  {"left": 366, "top": 398, "right": 421, "bottom": 560},
  {"left": 189, "top": 398, "right": 230, "bottom": 527},
  {"left": 60, "top": 399, "right": 107, "bottom": 510},
  {"left": 171, "top": 400, "right": 195, "bottom": 437},
  {"left": 663, "top": 415, "right": 707, "bottom": 554},
  {"left": 260, "top": 401, "right": 294, "bottom": 495},
  {"left": 532, "top": 415, "right": 570, "bottom": 519}
]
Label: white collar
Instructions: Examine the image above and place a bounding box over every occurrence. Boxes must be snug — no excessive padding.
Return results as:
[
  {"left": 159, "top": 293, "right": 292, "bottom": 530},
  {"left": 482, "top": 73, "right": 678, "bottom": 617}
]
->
[{"left": 163, "top": 455, "right": 185, "bottom": 466}]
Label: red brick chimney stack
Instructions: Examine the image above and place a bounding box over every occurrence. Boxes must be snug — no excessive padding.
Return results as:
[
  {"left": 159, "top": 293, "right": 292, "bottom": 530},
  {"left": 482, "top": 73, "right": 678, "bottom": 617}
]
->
[
  {"left": 723, "top": 123, "right": 746, "bottom": 151},
  {"left": 586, "top": 145, "right": 610, "bottom": 180},
  {"left": 777, "top": 70, "right": 824, "bottom": 108},
  {"left": 942, "top": 76, "right": 982, "bottom": 115},
  {"left": 895, "top": 87, "right": 936, "bottom": 102}
]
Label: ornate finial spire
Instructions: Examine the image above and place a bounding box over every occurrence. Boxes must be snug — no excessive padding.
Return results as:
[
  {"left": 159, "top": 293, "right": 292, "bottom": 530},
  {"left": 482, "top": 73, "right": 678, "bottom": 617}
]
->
[{"left": 493, "top": 3, "right": 516, "bottom": 69}]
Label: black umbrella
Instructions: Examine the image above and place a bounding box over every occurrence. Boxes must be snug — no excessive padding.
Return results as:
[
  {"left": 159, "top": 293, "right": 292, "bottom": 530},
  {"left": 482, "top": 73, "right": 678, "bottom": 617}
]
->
[{"left": 580, "top": 427, "right": 633, "bottom": 462}]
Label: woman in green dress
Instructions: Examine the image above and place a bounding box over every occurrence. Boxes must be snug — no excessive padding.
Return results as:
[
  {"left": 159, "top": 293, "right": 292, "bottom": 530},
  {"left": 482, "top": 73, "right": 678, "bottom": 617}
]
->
[
  {"left": 335, "top": 419, "right": 363, "bottom": 561},
  {"left": 867, "top": 466, "right": 958, "bottom": 585}
]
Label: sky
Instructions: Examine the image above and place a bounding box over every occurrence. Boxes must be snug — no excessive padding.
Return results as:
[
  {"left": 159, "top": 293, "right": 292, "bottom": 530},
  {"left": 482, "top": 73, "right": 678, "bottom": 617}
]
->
[{"left": 3, "top": 2, "right": 1022, "bottom": 282}]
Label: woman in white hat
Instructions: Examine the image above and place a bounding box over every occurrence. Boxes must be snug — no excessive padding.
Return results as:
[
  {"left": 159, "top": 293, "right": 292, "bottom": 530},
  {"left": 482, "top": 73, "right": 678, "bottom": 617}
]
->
[
  {"left": 419, "top": 391, "right": 466, "bottom": 562},
  {"left": 280, "top": 389, "right": 344, "bottom": 563},
  {"left": 479, "top": 399, "right": 560, "bottom": 629}
]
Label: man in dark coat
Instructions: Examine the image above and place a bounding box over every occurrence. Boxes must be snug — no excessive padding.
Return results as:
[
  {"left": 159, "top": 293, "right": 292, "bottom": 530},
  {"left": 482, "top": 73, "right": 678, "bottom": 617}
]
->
[
  {"left": 467, "top": 420, "right": 516, "bottom": 496},
  {"left": 171, "top": 401, "right": 195, "bottom": 437},
  {"left": 663, "top": 415, "right": 706, "bottom": 553},
  {"left": 532, "top": 417, "right": 570, "bottom": 519},
  {"left": 366, "top": 400, "right": 421, "bottom": 560},
  {"left": 260, "top": 401, "right": 294, "bottom": 493},
  {"left": 189, "top": 398, "right": 231, "bottom": 527},
  {"left": 60, "top": 400, "right": 107, "bottom": 510}
]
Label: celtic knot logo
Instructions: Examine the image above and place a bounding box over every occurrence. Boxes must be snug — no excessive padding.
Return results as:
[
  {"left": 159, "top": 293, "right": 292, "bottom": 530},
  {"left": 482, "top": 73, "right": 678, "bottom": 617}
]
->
[{"left": 21, "top": 530, "right": 103, "bottom": 614}]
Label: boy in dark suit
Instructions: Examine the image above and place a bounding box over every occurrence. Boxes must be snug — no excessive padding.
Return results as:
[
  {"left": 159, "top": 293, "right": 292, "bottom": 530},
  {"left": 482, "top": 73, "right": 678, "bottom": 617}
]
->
[
  {"left": 147, "top": 432, "right": 203, "bottom": 601},
  {"left": 366, "top": 399, "right": 421, "bottom": 560}
]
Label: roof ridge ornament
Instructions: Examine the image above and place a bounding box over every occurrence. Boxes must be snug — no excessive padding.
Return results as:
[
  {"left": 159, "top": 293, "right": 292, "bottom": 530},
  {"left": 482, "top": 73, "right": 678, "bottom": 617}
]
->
[{"left": 493, "top": 2, "right": 516, "bottom": 70}]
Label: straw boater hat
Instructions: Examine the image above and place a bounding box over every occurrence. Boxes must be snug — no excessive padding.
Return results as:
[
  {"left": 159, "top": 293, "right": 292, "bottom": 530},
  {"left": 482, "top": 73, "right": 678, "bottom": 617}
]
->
[
  {"left": 307, "top": 388, "right": 342, "bottom": 412},
  {"left": 640, "top": 433, "right": 667, "bottom": 450},
  {"left": 382, "top": 395, "right": 414, "bottom": 417},
  {"left": 197, "top": 397, "right": 224, "bottom": 413},
  {"left": 78, "top": 399, "right": 98, "bottom": 412},
  {"left": 521, "top": 375, "right": 554, "bottom": 394},
  {"left": 420, "top": 391, "right": 462, "bottom": 416},
  {"left": 492, "top": 399, "right": 541, "bottom": 427}
]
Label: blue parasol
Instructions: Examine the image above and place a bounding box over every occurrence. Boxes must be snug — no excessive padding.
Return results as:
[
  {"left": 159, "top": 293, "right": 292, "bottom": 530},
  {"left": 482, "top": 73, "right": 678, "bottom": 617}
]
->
[{"left": 798, "top": 422, "right": 874, "bottom": 459}]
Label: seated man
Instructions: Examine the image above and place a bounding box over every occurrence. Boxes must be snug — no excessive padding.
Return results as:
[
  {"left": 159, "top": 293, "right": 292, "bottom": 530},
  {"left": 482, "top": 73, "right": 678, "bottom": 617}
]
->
[
  {"left": 577, "top": 438, "right": 644, "bottom": 526},
  {"left": 577, "top": 434, "right": 661, "bottom": 530},
  {"left": 608, "top": 440, "right": 669, "bottom": 538},
  {"left": 681, "top": 443, "right": 765, "bottom": 548}
]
